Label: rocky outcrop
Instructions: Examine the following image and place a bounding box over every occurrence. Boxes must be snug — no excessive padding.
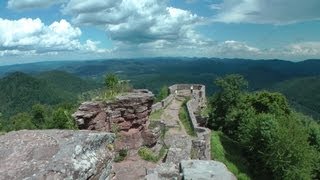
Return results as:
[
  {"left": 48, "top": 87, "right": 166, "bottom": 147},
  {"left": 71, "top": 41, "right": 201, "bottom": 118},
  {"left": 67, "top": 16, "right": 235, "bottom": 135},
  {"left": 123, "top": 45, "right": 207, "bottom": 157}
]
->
[
  {"left": 0, "top": 130, "right": 115, "bottom": 180},
  {"left": 180, "top": 160, "right": 236, "bottom": 180},
  {"left": 146, "top": 160, "right": 236, "bottom": 180},
  {"left": 164, "top": 135, "right": 192, "bottom": 164},
  {"left": 73, "top": 89, "right": 154, "bottom": 150},
  {"left": 142, "top": 126, "right": 161, "bottom": 147},
  {"left": 146, "top": 162, "right": 180, "bottom": 180}
]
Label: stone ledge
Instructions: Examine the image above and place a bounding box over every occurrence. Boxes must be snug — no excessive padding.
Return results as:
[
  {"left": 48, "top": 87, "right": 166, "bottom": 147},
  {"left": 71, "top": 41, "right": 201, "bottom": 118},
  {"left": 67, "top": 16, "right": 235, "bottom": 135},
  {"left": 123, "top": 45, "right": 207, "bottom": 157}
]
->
[{"left": 0, "top": 130, "right": 115, "bottom": 180}]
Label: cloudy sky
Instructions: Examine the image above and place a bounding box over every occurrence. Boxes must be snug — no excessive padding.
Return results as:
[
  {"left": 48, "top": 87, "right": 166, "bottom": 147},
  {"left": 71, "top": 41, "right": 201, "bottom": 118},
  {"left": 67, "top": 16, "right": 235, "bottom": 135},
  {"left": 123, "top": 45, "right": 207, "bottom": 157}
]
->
[{"left": 0, "top": 0, "right": 320, "bottom": 65}]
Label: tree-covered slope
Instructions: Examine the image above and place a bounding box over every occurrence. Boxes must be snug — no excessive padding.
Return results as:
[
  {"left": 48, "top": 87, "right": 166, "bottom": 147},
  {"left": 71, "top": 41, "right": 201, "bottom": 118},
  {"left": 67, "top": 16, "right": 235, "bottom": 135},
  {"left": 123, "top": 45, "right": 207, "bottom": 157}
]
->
[
  {"left": 272, "top": 76, "right": 320, "bottom": 120},
  {"left": 37, "top": 70, "right": 101, "bottom": 94},
  {"left": 0, "top": 71, "right": 100, "bottom": 117}
]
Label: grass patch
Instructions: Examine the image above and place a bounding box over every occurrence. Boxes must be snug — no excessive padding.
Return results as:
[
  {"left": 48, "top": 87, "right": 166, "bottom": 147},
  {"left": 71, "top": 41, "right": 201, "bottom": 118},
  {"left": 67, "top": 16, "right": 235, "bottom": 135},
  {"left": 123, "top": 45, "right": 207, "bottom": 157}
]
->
[
  {"left": 150, "top": 109, "right": 164, "bottom": 121},
  {"left": 178, "top": 99, "right": 196, "bottom": 136},
  {"left": 114, "top": 149, "right": 128, "bottom": 162},
  {"left": 138, "top": 146, "right": 167, "bottom": 163},
  {"left": 211, "top": 131, "right": 252, "bottom": 180}
]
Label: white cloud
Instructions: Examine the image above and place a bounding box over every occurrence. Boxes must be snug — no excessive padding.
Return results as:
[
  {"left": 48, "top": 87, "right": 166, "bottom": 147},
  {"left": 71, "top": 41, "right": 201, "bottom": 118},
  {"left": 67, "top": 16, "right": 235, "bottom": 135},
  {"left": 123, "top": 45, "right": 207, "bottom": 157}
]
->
[
  {"left": 0, "top": 18, "right": 108, "bottom": 56},
  {"left": 285, "top": 42, "right": 320, "bottom": 57},
  {"left": 212, "top": 0, "right": 320, "bottom": 24},
  {"left": 3, "top": 0, "right": 320, "bottom": 61},
  {"left": 7, "top": 0, "right": 63, "bottom": 10},
  {"left": 63, "top": 0, "right": 202, "bottom": 44}
]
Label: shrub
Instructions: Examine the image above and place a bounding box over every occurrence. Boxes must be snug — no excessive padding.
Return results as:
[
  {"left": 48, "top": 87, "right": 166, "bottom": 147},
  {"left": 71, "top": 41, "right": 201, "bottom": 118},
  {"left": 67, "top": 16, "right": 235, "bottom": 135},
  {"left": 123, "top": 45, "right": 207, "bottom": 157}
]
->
[
  {"left": 138, "top": 146, "right": 167, "bottom": 162},
  {"left": 114, "top": 149, "right": 128, "bottom": 162},
  {"left": 149, "top": 109, "right": 164, "bottom": 121},
  {"left": 156, "top": 85, "right": 169, "bottom": 102}
]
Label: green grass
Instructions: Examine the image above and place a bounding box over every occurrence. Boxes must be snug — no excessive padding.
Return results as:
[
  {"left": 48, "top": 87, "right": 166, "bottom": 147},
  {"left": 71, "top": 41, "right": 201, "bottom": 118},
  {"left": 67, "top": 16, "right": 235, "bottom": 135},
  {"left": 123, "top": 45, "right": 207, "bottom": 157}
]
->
[
  {"left": 138, "top": 146, "right": 167, "bottom": 163},
  {"left": 211, "top": 131, "right": 252, "bottom": 180},
  {"left": 149, "top": 109, "right": 164, "bottom": 121},
  {"left": 178, "top": 99, "right": 196, "bottom": 136},
  {"left": 114, "top": 149, "right": 128, "bottom": 162}
]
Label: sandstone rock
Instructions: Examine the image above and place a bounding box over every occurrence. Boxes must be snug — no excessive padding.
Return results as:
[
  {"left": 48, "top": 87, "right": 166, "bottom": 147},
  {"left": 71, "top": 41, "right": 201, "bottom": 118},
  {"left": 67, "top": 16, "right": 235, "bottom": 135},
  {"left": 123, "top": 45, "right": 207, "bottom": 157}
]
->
[
  {"left": 0, "top": 130, "right": 115, "bottom": 180},
  {"left": 191, "top": 139, "right": 210, "bottom": 160},
  {"left": 78, "top": 101, "right": 101, "bottom": 111},
  {"left": 123, "top": 112, "right": 136, "bottom": 120},
  {"left": 166, "top": 148, "right": 190, "bottom": 164},
  {"left": 119, "top": 121, "right": 132, "bottom": 131},
  {"left": 136, "top": 106, "right": 148, "bottom": 113},
  {"left": 73, "top": 89, "right": 154, "bottom": 151},
  {"left": 146, "top": 162, "right": 181, "bottom": 180},
  {"left": 164, "top": 134, "right": 192, "bottom": 164},
  {"left": 115, "top": 128, "right": 144, "bottom": 150},
  {"left": 136, "top": 111, "right": 149, "bottom": 119},
  {"left": 142, "top": 127, "right": 161, "bottom": 147},
  {"left": 112, "top": 117, "right": 125, "bottom": 124},
  {"left": 180, "top": 160, "right": 236, "bottom": 180}
]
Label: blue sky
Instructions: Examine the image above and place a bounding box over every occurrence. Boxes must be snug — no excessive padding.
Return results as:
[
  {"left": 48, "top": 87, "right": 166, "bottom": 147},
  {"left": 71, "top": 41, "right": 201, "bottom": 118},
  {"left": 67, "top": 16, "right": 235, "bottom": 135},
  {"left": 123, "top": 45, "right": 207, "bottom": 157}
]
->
[{"left": 0, "top": 0, "right": 320, "bottom": 65}]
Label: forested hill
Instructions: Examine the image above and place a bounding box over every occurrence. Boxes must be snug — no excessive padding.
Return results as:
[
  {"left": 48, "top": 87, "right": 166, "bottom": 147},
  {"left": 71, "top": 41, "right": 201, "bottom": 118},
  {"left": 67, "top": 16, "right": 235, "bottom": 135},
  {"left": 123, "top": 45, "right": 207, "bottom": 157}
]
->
[
  {"left": 272, "top": 76, "right": 320, "bottom": 120},
  {"left": 0, "top": 58, "right": 319, "bottom": 119},
  {"left": 0, "top": 71, "right": 101, "bottom": 118}
]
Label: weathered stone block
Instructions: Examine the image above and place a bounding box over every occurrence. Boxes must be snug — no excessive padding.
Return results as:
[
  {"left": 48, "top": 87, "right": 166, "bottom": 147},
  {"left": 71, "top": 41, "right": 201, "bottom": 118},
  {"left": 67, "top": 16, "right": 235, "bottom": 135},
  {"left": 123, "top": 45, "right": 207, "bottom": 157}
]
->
[
  {"left": 142, "top": 127, "right": 161, "bottom": 147},
  {"left": 146, "top": 162, "right": 181, "bottom": 180},
  {"left": 180, "top": 160, "right": 236, "bottom": 180},
  {"left": 119, "top": 121, "right": 132, "bottom": 130},
  {"left": 136, "top": 106, "right": 148, "bottom": 113}
]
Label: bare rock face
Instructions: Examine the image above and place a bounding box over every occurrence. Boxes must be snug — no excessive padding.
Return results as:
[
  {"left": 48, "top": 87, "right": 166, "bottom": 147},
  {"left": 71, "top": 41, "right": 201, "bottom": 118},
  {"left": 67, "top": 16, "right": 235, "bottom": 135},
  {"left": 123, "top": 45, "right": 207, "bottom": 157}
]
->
[
  {"left": 73, "top": 89, "right": 154, "bottom": 150},
  {"left": 180, "top": 160, "right": 236, "bottom": 180},
  {"left": 146, "top": 162, "right": 181, "bottom": 180},
  {"left": 142, "top": 126, "right": 161, "bottom": 147},
  {"left": 0, "top": 130, "right": 115, "bottom": 180}
]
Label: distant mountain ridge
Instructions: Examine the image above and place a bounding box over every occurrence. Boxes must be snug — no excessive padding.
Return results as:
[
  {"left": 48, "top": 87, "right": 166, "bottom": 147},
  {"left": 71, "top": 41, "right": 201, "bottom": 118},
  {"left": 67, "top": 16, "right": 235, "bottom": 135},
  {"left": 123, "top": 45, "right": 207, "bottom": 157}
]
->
[
  {"left": 0, "top": 58, "right": 319, "bottom": 119},
  {"left": 1, "top": 58, "right": 319, "bottom": 78}
]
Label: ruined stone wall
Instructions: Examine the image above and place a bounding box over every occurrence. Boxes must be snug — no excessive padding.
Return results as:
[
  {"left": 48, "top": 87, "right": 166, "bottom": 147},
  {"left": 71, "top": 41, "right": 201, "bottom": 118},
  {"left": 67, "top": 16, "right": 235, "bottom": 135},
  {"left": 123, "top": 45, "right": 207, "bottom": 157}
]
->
[
  {"left": 169, "top": 84, "right": 206, "bottom": 106},
  {"left": 170, "top": 84, "right": 210, "bottom": 160},
  {"left": 151, "top": 94, "right": 174, "bottom": 112},
  {"left": 73, "top": 89, "right": 154, "bottom": 150}
]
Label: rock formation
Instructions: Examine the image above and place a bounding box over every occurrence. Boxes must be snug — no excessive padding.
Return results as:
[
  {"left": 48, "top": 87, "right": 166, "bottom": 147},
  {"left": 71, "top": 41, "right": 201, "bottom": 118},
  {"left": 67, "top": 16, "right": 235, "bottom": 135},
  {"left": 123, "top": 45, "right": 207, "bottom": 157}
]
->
[
  {"left": 73, "top": 89, "right": 154, "bottom": 150},
  {"left": 180, "top": 160, "right": 237, "bottom": 180},
  {"left": 146, "top": 160, "right": 236, "bottom": 180},
  {"left": 0, "top": 130, "right": 115, "bottom": 180}
]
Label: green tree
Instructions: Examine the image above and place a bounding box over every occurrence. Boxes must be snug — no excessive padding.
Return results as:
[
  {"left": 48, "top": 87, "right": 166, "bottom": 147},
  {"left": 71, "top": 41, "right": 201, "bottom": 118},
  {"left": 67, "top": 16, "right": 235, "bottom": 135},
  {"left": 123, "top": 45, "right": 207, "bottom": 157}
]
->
[
  {"left": 248, "top": 91, "right": 291, "bottom": 115},
  {"left": 156, "top": 85, "right": 169, "bottom": 102},
  {"left": 208, "top": 75, "right": 318, "bottom": 179},
  {"left": 208, "top": 74, "right": 248, "bottom": 132},
  {"left": 103, "top": 73, "right": 121, "bottom": 99},
  {"left": 104, "top": 73, "right": 119, "bottom": 91},
  {"left": 10, "top": 113, "right": 36, "bottom": 130},
  {"left": 299, "top": 113, "right": 320, "bottom": 179},
  {"left": 0, "top": 113, "right": 3, "bottom": 131},
  {"left": 31, "top": 104, "right": 46, "bottom": 128},
  {"left": 48, "top": 107, "right": 77, "bottom": 129},
  {"left": 264, "top": 114, "right": 313, "bottom": 179}
]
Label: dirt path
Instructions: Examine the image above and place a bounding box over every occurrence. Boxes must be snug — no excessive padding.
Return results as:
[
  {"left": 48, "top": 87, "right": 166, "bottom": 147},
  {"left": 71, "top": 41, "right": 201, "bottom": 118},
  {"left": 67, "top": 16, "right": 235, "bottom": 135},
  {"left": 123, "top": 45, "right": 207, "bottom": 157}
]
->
[
  {"left": 161, "top": 97, "right": 194, "bottom": 164},
  {"left": 160, "top": 98, "right": 187, "bottom": 135}
]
